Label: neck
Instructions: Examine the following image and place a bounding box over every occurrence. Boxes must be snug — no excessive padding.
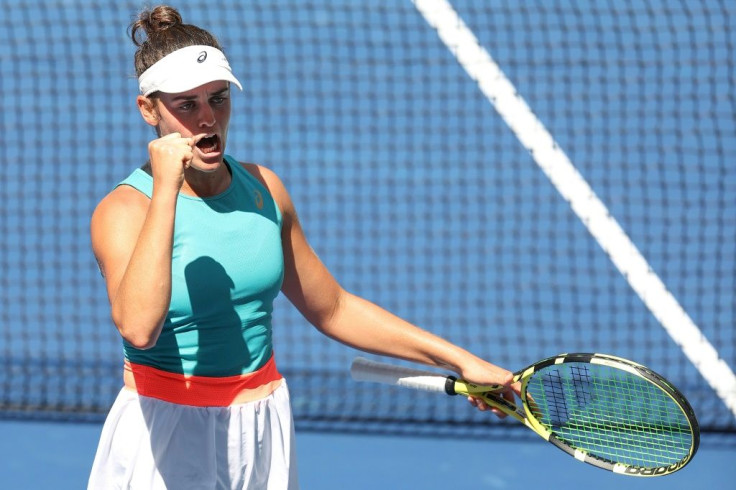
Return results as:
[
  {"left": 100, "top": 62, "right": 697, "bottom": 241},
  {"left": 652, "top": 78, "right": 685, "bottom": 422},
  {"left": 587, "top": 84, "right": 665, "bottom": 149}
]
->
[{"left": 180, "top": 160, "right": 232, "bottom": 198}]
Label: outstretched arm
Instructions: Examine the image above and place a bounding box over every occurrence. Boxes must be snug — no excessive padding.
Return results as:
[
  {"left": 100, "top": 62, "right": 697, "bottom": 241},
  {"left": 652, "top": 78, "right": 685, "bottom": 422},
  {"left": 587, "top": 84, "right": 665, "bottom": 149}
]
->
[{"left": 254, "top": 165, "right": 516, "bottom": 398}]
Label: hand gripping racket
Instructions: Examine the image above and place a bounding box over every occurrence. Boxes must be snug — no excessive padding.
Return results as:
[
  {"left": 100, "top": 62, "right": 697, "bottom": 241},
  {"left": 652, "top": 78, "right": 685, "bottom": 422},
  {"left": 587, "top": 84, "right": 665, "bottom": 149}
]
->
[{"left": 351, "top": 353, "right": 699, "bottom": 476}]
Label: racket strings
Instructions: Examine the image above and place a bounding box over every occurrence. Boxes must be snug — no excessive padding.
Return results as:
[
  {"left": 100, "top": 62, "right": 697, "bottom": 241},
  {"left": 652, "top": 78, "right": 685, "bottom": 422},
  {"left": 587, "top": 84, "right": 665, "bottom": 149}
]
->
[{"left": 527, "top": 363, "right": 693, "bottom": 467}]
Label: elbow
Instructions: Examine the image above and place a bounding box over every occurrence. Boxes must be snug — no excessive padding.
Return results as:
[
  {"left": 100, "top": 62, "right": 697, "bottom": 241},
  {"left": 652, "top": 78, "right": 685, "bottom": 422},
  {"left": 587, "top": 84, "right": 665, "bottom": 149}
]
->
[
  {"left": 122, "top": 331, "right": 158, "bottom": 350},
  {"left": 310, "top": 289, "right": 346, "bottom": 338},
  {"left": 111, "top": 309, "right": 161, "bottom": 350}
]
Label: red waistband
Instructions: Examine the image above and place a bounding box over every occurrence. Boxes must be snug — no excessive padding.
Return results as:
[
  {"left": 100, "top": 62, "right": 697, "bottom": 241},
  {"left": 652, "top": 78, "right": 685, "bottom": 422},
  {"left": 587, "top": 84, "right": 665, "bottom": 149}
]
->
[{"left": 124, "top": 354, "right": 283, "bottom": 407}]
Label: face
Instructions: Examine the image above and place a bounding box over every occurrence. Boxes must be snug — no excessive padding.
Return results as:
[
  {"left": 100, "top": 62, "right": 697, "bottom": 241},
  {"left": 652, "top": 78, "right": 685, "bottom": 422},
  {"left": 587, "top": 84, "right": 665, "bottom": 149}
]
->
[{"left": 140, "top": 80, "right": 232, "bottom": 173}]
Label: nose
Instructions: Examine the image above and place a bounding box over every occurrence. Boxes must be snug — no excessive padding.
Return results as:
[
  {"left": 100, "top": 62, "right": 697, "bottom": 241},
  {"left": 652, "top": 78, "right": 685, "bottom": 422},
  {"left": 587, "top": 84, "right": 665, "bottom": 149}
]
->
[{"left": 198, "top": 103, "right": 216, "bottom": 128}]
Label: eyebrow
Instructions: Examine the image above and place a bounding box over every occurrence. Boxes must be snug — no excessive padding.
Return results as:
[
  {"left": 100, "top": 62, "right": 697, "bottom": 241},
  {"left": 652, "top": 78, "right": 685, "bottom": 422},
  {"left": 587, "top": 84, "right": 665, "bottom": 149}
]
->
[{"left": 170, "top": 87, "right": 230, "bottom": 102}]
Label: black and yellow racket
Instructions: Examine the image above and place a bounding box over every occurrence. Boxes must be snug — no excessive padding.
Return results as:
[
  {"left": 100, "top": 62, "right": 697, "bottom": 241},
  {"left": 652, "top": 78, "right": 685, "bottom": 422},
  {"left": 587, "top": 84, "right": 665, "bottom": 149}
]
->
[{"left": 351, "top": 353, "right": 699, "bottom": 476}]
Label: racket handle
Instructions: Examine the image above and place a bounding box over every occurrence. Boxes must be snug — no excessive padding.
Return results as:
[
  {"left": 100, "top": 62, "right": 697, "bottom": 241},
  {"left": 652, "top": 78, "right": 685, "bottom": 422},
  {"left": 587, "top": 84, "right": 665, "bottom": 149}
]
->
[{"left": 350, "top": 357, "right": 451, "bottom": 394}]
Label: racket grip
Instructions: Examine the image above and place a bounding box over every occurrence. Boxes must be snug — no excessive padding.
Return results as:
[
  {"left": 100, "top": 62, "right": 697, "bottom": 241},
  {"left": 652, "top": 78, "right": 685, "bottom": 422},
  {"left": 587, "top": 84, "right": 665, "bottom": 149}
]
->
[{"left": 351, "top": 357, "right": 450, "bottom": 393}]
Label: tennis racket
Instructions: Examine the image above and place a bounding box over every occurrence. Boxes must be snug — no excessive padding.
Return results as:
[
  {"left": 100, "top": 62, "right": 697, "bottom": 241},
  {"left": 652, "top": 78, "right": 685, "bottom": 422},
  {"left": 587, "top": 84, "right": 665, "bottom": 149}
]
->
[{"left": 351, "top": 353, "right": 699, "bottom": 476}]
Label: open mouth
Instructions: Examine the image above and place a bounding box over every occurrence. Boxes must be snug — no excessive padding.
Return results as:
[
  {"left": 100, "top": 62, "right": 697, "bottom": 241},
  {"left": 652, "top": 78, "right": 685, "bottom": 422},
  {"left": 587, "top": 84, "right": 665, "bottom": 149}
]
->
[{"left": 196, "top": 134, "right": 220, "bottom": 154}]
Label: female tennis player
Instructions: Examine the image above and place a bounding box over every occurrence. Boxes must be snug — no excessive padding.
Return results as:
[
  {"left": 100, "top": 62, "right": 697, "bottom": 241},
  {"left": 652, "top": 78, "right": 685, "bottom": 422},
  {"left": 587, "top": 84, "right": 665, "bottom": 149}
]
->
[{"left": 87, "top": 5, "right": 519, "bottom": 489}]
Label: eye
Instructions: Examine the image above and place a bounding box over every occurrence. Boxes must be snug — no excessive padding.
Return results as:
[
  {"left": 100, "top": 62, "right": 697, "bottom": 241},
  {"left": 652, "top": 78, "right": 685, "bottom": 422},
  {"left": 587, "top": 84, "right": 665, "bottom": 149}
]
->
[
  {"left": 211, "top": 96, "right": 227, "bottom": 105},
  {"left": 178, "top": 102, "right": 195, "bottom": 111}
]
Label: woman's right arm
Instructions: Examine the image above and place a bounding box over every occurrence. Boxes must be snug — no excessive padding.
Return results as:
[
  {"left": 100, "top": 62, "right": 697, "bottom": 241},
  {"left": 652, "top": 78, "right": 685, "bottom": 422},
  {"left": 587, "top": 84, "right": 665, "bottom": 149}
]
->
[{"left": 90, "top": 133, "right": 194, "bottom": 349}]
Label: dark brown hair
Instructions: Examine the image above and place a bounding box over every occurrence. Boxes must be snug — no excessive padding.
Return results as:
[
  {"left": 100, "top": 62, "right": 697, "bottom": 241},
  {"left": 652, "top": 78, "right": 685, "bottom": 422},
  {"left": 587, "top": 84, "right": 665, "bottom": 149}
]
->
[{"left": 129, "top": 5, "right": 223, "bottom": 77}]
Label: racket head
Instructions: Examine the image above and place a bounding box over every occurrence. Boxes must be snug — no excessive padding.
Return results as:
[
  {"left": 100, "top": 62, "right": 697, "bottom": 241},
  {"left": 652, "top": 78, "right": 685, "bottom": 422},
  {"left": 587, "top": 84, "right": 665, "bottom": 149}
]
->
[{"left": 514, "top": 353, "right": 699, "bottom": 476}]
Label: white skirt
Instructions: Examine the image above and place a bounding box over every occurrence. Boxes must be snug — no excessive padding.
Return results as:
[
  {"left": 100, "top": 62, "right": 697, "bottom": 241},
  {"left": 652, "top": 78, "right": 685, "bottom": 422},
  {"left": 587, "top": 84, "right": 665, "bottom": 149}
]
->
[{"left": 88, "top": 381, "right": 298, "bottom": 490}]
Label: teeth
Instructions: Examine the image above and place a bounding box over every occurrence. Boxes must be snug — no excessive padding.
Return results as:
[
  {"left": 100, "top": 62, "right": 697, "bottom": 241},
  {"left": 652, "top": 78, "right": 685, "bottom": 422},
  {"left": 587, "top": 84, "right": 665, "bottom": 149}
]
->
[{"left": 197, "top": 135, "right": 219, "bottom": 154}]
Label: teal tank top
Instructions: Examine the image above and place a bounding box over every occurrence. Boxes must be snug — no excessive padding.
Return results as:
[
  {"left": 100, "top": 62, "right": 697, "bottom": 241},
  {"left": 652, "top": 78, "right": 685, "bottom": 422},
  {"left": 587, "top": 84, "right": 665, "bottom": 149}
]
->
[{"left": 119, "top": 155, "right": 284, "bottom": 377}]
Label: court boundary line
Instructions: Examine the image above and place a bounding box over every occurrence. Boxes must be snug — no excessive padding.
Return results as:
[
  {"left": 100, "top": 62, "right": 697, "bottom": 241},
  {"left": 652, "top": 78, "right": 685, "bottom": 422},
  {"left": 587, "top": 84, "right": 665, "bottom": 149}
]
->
[{"left": 412, "top": 0, "right": 736, "bottom": 418}]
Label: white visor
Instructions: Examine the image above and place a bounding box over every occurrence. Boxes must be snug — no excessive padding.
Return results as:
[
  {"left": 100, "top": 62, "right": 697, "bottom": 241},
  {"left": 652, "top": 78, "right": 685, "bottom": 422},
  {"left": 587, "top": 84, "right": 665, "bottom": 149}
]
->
[{"left": 138, "top": 45, "right": 243, "bottom": 96}]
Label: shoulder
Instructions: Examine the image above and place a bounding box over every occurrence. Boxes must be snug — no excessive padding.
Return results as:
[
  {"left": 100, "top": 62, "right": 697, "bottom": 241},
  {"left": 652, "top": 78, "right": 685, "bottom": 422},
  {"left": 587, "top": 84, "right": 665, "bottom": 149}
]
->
[
  {"left": 92, "top": 184, "right": 149, "bottom": 226},
  {"left": 90, "top": 185, "right": 150, "bottom": 251},
  {"left": 237, "top": 162, "right": 295, "bottom": 216}
]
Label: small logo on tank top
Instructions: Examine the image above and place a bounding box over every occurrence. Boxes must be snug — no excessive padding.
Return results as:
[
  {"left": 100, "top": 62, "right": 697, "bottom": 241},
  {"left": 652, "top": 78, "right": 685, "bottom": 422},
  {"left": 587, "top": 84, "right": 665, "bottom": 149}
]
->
[{"left": 254, "top": 190, "right": 264, "bottom": 210}]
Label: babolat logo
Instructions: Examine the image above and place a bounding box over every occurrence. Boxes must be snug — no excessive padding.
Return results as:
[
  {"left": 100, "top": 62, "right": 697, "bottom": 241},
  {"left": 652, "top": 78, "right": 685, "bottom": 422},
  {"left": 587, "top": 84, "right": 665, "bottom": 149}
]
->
[
  {"left": 624, "top": 458, "right": 687, "bottom": 476},
  {"left": 197, "top": 51, "right": 207, "bottom": 63}
]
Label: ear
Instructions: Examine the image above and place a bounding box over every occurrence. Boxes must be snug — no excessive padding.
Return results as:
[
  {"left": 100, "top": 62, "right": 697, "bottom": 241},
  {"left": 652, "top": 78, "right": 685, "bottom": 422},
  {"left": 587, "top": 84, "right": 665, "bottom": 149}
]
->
[{"left": 137, "top": 95, "right": 160, "bottom": 127}]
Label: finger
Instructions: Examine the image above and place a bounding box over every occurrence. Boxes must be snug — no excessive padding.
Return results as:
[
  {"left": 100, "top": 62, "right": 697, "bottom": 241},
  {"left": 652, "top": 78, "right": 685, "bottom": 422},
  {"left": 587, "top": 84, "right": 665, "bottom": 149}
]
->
[
  {"left": 502, "top": 390, "right": 517, "bottom": 411},
  {"left": 487, "top": 394, "right": 510, "bottom": 418},
  {"left": 510, "top": 381, "right": 522, "bottom": 396},
  {"left": 490, "top": 408, "right": 507, "bottom": 418},
  {"left": 188, "top": 133, "right": 209, "bottom": 147},
  {"left": 183, "top": 147, "right": 194, "bottom": 167},
  {"left": 183, "top": 146, "right": 193, "bottom": 166},
  {"left": 467, "top": 395, "right": 485, "bottom": 410},
  {"left": 160, "top": 132, "right": 182, "bottom": 140},
  {"left": 469, "top": 395, "right": 509, "bottom": 419}
]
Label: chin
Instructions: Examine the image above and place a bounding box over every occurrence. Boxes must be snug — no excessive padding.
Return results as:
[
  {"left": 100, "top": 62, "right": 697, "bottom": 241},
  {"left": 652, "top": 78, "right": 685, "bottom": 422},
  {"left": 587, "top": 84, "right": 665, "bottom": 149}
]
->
[{"left": 190, "top": 158, "right": 223, "bottom": 173}]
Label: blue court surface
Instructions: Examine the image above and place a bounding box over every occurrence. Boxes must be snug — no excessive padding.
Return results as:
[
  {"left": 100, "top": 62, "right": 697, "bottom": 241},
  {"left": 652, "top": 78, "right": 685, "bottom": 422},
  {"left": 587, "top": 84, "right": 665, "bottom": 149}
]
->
[{"left": 1, "top": 420, "right": 733, "bottom": 489}]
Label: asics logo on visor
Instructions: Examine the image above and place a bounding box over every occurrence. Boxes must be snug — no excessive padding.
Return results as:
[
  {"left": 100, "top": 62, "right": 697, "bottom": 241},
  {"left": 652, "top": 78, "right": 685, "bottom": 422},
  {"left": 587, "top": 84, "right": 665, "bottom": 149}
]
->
[{"left": 197, "top": 51, "right": 207, "bottom": 63}]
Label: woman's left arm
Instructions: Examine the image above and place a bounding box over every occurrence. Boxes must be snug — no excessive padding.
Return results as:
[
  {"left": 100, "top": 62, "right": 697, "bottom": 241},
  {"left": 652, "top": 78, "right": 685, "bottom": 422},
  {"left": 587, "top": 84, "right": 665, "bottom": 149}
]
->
[{"left": 254, "top": 165, "right": 515, "bottom": 391}]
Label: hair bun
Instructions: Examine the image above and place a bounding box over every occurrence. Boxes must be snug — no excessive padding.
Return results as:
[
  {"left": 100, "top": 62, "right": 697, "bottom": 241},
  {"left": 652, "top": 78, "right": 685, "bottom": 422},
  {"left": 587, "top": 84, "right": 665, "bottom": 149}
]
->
[
  {"left": 144, "top": 5, "right": 183, "bottom": 32},
  {"left": 130, "top": 5, "right": 183, "bottom": 46}
]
